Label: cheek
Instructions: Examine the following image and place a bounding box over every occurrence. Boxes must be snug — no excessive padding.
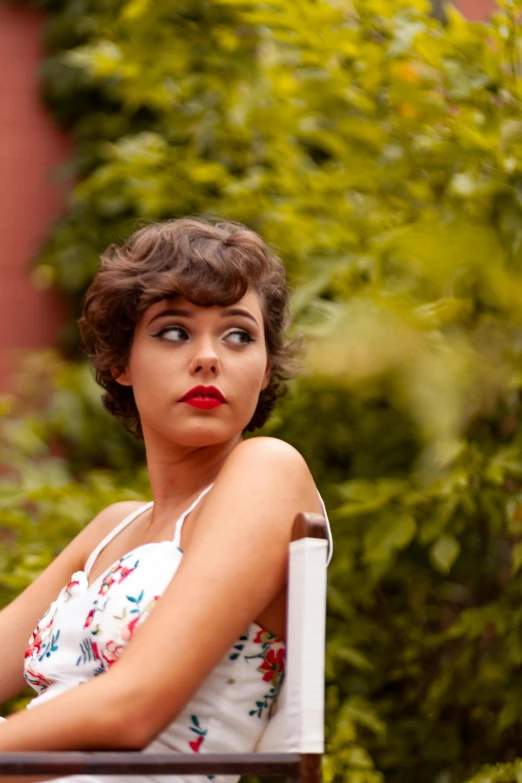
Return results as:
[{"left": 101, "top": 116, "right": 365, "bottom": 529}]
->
[
  {"left": 233, "top": 352, "right": 269, "bottom": 396},
  {"left": 127, "top": 342, "right": 172, "bottom": 401}
]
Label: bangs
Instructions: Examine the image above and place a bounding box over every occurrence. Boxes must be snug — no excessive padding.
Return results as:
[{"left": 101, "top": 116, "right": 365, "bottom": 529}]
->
[{"left": 138, "top": 242, "right": 259, "bottom": 312}]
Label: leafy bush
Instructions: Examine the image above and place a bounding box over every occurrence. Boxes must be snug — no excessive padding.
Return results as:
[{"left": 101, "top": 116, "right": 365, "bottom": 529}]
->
[{"left": 5, "top": 0, "right": 522, "bottom": 781}]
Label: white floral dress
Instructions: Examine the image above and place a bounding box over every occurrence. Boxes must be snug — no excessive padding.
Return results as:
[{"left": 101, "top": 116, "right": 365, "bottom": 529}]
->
[{"left": 9, "top": 485, "right": 333, "bottom": 783}]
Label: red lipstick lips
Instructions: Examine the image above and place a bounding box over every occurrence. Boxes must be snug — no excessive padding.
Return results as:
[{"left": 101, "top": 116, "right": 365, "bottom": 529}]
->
[{"left": 179, "top": 385, "right": 226, "bottom": 410}]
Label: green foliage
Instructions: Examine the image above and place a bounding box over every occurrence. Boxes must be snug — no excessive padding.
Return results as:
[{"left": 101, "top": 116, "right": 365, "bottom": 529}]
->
[
  {"left": 6, "top": 0, "right": 522, "bottom": 781},
  {"left": 463, "top": 758, "right": 522, "bottom": 783}
]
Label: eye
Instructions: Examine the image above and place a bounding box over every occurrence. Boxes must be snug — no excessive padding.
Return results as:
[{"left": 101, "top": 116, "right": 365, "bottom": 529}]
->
[
  {"left": 154, "top": 325, "right": 189, "bottom": 342},
  {"left": 225, "top": 329, "right": 254, "bottom": 345}
]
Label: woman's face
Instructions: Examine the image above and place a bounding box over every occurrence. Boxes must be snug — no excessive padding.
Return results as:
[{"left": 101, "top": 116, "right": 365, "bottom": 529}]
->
[{"left": 115, "top": 289, "right": 271, "bottom": 448}]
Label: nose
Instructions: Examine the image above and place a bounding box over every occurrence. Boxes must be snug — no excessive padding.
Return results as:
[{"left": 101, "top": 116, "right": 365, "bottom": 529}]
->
[{"left": 189, "top": 336, "right": 221, "bottom": 376}]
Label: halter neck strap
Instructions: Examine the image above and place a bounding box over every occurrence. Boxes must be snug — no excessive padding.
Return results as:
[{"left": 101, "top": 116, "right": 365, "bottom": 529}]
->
[{"left": 172, "top": 484, "right": 214, "bottom": 550}]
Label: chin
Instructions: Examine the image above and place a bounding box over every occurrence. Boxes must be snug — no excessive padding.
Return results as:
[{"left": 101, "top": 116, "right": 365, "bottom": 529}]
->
[{"left": 166, "top": 421, "right": 238, "bottom": 448}]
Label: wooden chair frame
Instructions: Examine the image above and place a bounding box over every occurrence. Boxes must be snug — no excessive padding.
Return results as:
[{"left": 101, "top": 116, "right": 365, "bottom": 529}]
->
[{"left": 0, "top": 512, "right": 329, "bottom": 783}]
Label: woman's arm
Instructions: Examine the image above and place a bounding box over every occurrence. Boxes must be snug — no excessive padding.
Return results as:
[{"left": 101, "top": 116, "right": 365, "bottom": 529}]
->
[
  {"left": 0, "top": 437, "right": 321, "bottom": 768},
  {"left": 0, "top": 501, "right": 144, "bottom": 707}
]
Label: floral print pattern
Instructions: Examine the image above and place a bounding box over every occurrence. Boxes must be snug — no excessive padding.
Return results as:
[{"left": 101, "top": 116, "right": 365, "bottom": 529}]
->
[
  {"left": 188, "top": 714, "right": 207, "bottom": 752},
  {"left": 24, "top": 604, "right": 61, "bottom": 673},
  {"left": 228, "top": 632, "right": 248, "bottom": 661},
  {"left": 245, "top": 627, "right": 285, "bottom": 719},
  {"left": 24, "top": 667, "right": 54, "bottom": 692},
  {"left": 98, "top": 555, "right": 140, "bottom": 596},
  {"left": 189, "top": 715, "right": 215, "bottom": 781},
  {"left": 77, "top": 582, "right": 161, "bottom": 672},
  {"left": 76, "top": 637, "right": 106, "bottom": 675},
  {"left": 24, "top": 575, "right": 91, "bottom": 691},
  {"left": 25, "top": 616, "right": 54, "bottom": 661},
  {"left": 258, "top": 646, "right": 285, "bottom": 687}
]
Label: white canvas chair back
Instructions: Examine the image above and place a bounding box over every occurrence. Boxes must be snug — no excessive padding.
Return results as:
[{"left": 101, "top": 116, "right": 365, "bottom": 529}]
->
[{"left": 254, "top": 514, "right": 328, "bottom": 754}]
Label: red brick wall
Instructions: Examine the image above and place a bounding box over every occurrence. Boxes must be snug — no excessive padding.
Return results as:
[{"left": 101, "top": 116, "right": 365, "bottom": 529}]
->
[{"left": 0, "top": 1, "right": 69, "bottom": 390}]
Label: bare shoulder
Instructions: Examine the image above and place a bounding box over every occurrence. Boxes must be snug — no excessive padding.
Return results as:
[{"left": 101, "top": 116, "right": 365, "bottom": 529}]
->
[
  {"left": 78, "top": 499, "right": 153, "bottom": 569},
  {"left": 210, "top": 436, "right": 321, "bottom": 517},
  {"left": 94, "top": 500, "right": 148, "bottom": 528},
  {"left": 87, "top": 500, "right": 147, "bottom": 541},
  {"left": 227, "top": 436, "right": 309, "bottom": 474}
]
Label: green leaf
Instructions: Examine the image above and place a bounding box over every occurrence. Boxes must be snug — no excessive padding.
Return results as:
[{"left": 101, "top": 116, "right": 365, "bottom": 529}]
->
[
  {"left": 430, "top": 534, "right": 460, "bottom": 574},
  {"left": 511, "top": 541, "right": 522, "bottom": 575},
  {"left": 364, "top": 512, "right": 416, "bottom": 563}
]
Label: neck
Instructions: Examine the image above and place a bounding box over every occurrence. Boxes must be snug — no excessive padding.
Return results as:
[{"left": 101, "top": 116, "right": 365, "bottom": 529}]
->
[{"left": 143, "top": 429, "right": 243, "bottom": 515}]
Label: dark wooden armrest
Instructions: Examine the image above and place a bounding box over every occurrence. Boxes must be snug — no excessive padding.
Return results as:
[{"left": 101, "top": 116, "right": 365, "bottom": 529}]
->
[
  {"left": 291, "top": 512, "right": 328, "bottom": 543},
  {"left": 0, "top": 751, "right": 303, "bottom": 776}
]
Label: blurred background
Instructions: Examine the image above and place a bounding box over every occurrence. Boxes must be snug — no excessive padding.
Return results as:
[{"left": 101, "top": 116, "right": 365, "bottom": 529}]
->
[{"left": 2, "top": 1, "right": 522, "bottom": 782}]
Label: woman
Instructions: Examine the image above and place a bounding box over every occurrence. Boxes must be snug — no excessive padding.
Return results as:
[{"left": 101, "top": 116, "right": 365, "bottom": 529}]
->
[{"left": 0, "top": 217, "right": 333, "bottom": 782}]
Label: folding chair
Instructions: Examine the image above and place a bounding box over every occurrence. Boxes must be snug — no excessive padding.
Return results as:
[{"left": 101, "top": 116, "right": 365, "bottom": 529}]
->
[{"left": 0, "top": 511, "right": 329, "bottom": 783}]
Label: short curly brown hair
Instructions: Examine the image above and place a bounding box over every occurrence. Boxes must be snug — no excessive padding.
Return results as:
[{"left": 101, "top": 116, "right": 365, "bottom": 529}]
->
[{"left": 78, "top": 217, "right": 300, "bottom": 438}]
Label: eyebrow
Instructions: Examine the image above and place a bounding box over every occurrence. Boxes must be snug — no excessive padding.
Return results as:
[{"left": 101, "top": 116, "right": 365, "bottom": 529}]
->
[{"left": 148, "top": 307, "right": 259, "bottom": 328}]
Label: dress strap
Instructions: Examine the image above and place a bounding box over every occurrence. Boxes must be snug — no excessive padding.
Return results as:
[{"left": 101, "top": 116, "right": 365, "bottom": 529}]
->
[
  {"left": 316, "top": 490, "right": 334, "bottom": 566},
  {"left": 173, "top": 484, "right": 214, "bottom": 550},
  {"left": 84, "top": 501, "right": 154, "bottom": 578}
]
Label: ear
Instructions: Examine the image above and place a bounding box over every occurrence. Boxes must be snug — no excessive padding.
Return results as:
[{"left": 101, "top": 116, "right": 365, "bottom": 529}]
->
[
  {"left": 261, "top": 359, "right": 272, "bottom": 391},
  {"left": 111, "top": 367, "right": 132, "bottom": 387}
]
